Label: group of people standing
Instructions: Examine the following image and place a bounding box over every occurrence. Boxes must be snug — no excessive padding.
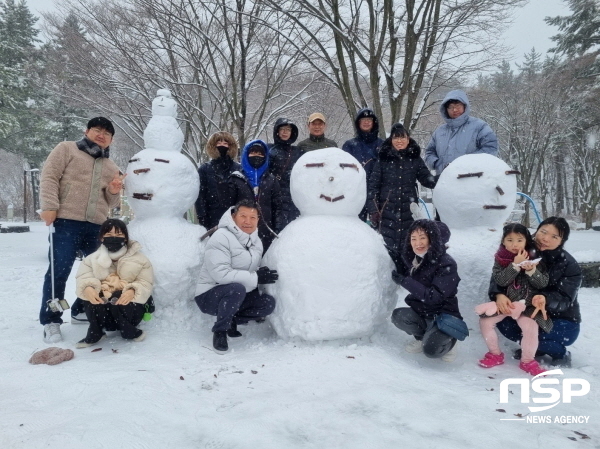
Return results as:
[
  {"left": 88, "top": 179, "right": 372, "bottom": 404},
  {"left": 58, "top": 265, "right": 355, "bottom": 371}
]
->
[{"left": 35, "top": 89, "right": 582, "bottom": 371}]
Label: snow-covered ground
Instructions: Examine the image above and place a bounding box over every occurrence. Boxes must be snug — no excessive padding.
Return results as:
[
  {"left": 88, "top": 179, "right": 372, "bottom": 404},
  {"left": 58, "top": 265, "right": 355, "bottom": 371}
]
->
[{"left": 1, "top": 222, "right": 598, "bottom": 449}]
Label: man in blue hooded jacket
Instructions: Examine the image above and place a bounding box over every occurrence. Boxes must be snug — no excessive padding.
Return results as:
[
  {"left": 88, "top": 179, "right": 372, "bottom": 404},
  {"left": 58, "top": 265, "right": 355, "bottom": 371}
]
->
[{"left": 424, "top": 90, "right": 498, "bottom": 174}]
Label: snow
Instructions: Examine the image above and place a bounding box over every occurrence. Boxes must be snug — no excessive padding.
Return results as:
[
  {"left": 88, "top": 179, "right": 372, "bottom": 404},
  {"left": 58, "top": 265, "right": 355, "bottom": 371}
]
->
[{"left": 0, "top": 222, "right": 598, "bottom": 448}]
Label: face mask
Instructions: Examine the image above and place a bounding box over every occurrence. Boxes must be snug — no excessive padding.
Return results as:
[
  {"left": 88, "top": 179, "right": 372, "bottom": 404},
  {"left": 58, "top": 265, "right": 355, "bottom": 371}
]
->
[
  {"left": 217, "top": 146, "right": 229, "bottom": 158},
  {"left": 103, "top": 236, "right": 126, "bottom": 253},
  {"left": 248, "top": 156, "right": 265, "bottom": 168}
]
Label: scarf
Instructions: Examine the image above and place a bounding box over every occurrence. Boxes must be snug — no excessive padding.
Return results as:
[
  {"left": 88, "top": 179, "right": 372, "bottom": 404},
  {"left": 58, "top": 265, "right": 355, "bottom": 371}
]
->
[{"left": 76, "top": 137, "right": 109, "bottom": 159}]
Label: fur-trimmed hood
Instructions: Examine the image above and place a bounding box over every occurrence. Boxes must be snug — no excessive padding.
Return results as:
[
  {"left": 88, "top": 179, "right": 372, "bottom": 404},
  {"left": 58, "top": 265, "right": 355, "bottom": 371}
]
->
[
  {"left": 401, "top": 219, "right": 449, "bottom": 269},
  {"left": 205, "top": 132, "right": 239, "bottom": 160}
]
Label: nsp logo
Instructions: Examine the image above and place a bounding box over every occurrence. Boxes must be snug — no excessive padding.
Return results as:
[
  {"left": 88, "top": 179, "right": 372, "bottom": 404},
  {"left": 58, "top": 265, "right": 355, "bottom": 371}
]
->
[{"left": 499, "top": 369, "right": 590, "bottom": 412}]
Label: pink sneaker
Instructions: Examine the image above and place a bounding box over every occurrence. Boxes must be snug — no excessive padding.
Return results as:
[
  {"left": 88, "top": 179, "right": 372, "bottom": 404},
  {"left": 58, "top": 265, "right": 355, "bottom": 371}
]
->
[
  {"left": 478, "top": 352, "right": 505, "bottom": 368},
  {"left": 520, "top": 360, "right": 546, "bottom": 376}
]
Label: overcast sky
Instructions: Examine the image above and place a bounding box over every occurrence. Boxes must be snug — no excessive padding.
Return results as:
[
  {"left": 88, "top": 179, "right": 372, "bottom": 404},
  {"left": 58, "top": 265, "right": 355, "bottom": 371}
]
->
[{"left": 25, "top": 0, "right": 570, "bottom": 66}]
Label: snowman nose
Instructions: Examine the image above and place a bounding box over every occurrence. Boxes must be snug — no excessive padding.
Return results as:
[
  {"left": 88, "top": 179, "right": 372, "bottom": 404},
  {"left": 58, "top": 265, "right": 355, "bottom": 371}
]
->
[
  {"left": 496, "top": 185, "right": 504, "bottom": 195},
  {"left": 329, "top": 176, "right": 334, "bottom": 181}
]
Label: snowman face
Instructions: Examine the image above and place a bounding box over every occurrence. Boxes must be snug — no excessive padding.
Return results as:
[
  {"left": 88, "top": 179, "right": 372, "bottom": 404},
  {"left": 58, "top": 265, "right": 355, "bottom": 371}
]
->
[
  {"left": 433, "top": 154, "right": 517, "bottom": 229},
  {"left": 290, "top": 148, "right": 366, "bottom": 216},
  {"left": 125, "top": 148, "right": 199, "bottom": 219},
  {"left": 151, "top": 94, "right": 178, "bottom": 118}
]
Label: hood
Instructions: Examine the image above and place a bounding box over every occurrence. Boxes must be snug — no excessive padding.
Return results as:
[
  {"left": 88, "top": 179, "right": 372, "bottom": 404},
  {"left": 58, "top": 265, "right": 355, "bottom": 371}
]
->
[
  {"left": 439, "top": 89, "right": 471, "bottom": 127},
  {"left": 240, "top": 139, "right": 270, "bottom": 188},
  {"left": 217, "top": 206, "right": 260, "bottom": 246},
  {"left": 401, "top": 219, "right": 448, "bottom": 268},
  {"left": 354, "top": 108, "right": 380, "bottom": 143},
  {"left": 378, "top": 137, "right": 421, "bottom": 161},
  {"left": 205, "top": 132, "right": 239, "bottom": 160},
  {"left": 273, "top": 117, "right": 299, "bottom": 145}
]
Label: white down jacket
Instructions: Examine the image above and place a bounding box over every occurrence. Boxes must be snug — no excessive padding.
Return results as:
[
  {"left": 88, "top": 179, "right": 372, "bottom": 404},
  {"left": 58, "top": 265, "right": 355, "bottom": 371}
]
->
[
  {"left": 195, "top": 207, "right": 263, "bottom": 296},
  {"left": 76, "top": 240, "right": 154, "bottom": 304}
]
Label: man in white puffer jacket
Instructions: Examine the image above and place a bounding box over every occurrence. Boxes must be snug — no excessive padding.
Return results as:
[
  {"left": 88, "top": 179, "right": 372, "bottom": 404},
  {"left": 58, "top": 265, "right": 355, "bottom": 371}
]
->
[{"left": 195, "top": 200, "right": 278, "bottom": 353}]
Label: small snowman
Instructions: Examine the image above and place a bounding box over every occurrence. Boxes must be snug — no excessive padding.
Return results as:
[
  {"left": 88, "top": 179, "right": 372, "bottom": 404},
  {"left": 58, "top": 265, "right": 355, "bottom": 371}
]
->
[
  {"left": 262, "top": 147, "right": 396, "bottom": 341},
  {"left": 125, "top": 89, "right": 206, "bottom": 322},
  {"left": 433, "top": 153, "right": 518, "bottom": 325}
]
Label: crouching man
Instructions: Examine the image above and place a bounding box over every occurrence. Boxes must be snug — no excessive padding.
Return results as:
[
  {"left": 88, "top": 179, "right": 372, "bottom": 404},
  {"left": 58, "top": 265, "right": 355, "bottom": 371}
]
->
[{"left": 195, "top": 200, "right": 278, "bottom": 353}]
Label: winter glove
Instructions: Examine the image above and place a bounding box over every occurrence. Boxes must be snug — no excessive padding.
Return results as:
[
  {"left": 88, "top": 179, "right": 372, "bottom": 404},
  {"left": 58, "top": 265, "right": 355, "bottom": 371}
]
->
[
  {"left": 369, "top": 212, "right": 381, "bottom": 228},
  {"left": 257, "top": 266, "right": 279, "bottom": 284},
  {"left": 391, "top": 270, "right": 405, "bottom": 286}
]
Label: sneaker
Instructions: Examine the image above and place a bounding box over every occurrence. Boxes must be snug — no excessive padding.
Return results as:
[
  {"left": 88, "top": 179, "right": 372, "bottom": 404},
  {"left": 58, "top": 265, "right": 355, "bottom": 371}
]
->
[
  {"left": 43, "top": 323, "right": 62, "bottom": 343},
  {"left": 75, "top": 333, "right": 106, "bottom": 349},
  {"left": 551, "top": 351, "right": 572, "bottom": 368},
  {"left": 213, "top": 331, "right": 228, "bottom": 354},
  {"left": 405, "top": 339, "right": 423, "bottom": 353},
  {"left": 520, "top": 360, "right": 546, "bottom": 376},
  {"left": 479, "top": 352, "right": 504, "bottom": 368},
  {"left": 227, "top": 322, "right": 242, "bottom": 338},
  {"left": 133, "top": 330, "right": 146, "bottom": 342},
  {"left": 442, "top": 346, "right": 457, "bottom": 362},
  {"left": 71, "top": 312, "right": 89, "bottom": 325}
]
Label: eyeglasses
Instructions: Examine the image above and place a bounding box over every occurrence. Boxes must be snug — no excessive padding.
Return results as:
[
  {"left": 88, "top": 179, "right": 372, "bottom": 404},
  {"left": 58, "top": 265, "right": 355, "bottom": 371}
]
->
[
  {"left": 89, "top": 127, "right": 112, "bottom": 137},
  {"left": 279, "top": 126, "right": 292, "bottom": 132},
  {"left": 446, "top": 104, "right": 464, "bottom": 111}
]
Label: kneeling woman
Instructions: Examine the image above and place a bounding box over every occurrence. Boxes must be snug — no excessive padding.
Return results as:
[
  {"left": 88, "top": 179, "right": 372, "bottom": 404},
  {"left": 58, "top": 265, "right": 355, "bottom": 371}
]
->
[
  {"left": 391, "top": 219, "right": 464, "bottom": 361},
  {"left": 75, "top": 219, "right": 154, "bottom": 348}
]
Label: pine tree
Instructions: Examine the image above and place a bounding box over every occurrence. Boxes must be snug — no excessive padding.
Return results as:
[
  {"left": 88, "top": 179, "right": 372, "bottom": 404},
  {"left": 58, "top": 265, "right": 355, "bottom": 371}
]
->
[{"left": 546, "top": 0, "right": 600, "bottom": 56}]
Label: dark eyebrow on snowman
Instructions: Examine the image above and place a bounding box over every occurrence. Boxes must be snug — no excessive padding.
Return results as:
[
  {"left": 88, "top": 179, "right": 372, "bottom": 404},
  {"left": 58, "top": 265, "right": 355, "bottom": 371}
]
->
[
  {"left": 128, "top": 158, "right": 140, "bottom": 163},
  {"left": 340, "top": 163, "right": 359, "bottom": 171},
  {"left": 505, "top": 169, "right": 520, "bottom": 175},
  {"left": 305, "top": 163, "right": 324, "bottom": 168},
  {"left": 155, "top": 158, "right": 170, "bottom": 163},
  {"left": 457, "top": 172, "right": 483, "bottom": 178}
]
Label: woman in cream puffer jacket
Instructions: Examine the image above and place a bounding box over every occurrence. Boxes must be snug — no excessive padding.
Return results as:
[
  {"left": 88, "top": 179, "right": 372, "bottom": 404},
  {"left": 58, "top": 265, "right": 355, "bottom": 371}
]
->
[{"left": 75, "top": 219, "right": 154, "bottom": 348}]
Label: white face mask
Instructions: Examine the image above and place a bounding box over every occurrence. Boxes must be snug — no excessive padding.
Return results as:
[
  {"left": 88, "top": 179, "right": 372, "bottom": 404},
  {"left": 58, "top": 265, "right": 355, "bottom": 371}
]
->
[{"left": 414, "top": 249, "right": 428, "bottom": 257}]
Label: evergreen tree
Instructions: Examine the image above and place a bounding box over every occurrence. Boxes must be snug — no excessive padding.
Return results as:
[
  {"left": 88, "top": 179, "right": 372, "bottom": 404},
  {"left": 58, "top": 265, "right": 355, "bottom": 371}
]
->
[{"left": 546, "top": 0, "right": 600, "bottom": 56}]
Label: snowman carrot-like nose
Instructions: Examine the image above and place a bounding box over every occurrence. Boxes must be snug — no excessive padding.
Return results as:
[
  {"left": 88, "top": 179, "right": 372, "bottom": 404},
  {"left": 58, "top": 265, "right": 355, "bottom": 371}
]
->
[
  {"left": 133, "top": 168, "right": 150, "bottom": 174},
  {"left": 496, "top": 186, "right": 504, "bottom": 195}
]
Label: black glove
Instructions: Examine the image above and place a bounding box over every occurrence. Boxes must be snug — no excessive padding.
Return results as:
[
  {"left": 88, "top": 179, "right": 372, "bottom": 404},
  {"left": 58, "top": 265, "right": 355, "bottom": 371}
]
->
[
  {"left": 369, "top": 212, "right": 381, "bottom": 228},
  {"left": 257, "top": 266, "right": 279, "bottom": 284},
  {"left": 391, "top": 270, "right": 405, "bottom": 285}
]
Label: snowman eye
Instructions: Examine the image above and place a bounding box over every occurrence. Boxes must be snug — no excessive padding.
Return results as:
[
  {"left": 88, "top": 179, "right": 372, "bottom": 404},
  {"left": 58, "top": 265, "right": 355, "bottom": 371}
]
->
[
  {"left": 155, "top": 158, "right": 170, "bottom": 163},
  {"left": 457, "top": 172, "right": 483, "bottom": 179},
  {"left": 340, "top": 163, "right": 359, "bottom": 172},
  {"left": 305, "top": 163, "right": 325, "bottom": 168},
  {"left": 128, "top": 158, "right": 140, "bottom": 163},
  {"left": 505, "top": 170, "right": 521, "bottom": 175}
]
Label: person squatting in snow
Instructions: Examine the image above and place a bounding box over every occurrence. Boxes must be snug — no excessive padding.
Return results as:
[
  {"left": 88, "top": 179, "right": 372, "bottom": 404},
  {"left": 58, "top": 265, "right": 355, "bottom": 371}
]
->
[
  {"left": 194, "top": 200, "right": 278, "bottom": 354},
  {"left": 75, "top": 219, "right": 154, "bottom": 348},
  {"left": 476, "top": 223, "right": 550, "bottom": 376},
  {"left": 390, "top": 219, "right": 464, "bottom": 361}
]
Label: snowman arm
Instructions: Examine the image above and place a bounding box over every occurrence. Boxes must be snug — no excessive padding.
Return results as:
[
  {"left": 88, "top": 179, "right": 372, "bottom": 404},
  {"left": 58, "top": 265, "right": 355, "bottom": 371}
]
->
[
  {"left": 492, "top": 261, "right": 519, "bottom": 287},
  {"left": 475, "top": 123, "right": 498, "bottom": 155}
]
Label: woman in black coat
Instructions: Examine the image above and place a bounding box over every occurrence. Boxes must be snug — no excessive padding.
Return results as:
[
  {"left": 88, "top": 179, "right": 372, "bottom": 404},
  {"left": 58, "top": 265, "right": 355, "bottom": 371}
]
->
[
  {"left": 268, "top": 118, "right": 302, "bottom": 229},
  {"left": 391, "top": 219, "right": 463, "bottom": 360},
  {"left": 367, "top": 123, "right": 436, "bottom": 268}
]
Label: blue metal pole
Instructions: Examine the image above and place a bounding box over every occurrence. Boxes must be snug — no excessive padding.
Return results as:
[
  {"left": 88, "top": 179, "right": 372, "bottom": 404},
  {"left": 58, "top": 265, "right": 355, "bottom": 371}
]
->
[
  {"left": 516, "top": 192, "right": 542, "bottom": 225},
  {"left": 418, "top": 198, "right": 432, "bottom": 219}
]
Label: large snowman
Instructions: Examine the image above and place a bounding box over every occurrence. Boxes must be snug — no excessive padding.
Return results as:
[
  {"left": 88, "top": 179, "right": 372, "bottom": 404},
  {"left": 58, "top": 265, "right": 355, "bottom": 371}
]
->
[
  {"left": 433, "top": 153, "right": 518, "bottom": 326},
  {"left": 262, "top": 148, "right": 396, "bottom": 341},
  {"left": 125, "top": 89, "right": 206, "bottom": 322}
]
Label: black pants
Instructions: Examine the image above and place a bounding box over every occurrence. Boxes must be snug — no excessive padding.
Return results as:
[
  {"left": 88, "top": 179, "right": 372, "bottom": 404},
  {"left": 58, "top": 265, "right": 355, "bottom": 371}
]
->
[
  {"left": 391, "top": 307, "right": 456, "bottom": 358},
  {"left": 195, "top": 283, "right": 276, "bottom": 332},
  {"left": 83, "top": 301, "right": 145, "bottom": 343}
]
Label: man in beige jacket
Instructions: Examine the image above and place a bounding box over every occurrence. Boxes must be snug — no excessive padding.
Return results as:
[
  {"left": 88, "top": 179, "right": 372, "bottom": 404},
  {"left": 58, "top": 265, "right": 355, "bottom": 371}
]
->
[{"left": 39, "top": 117, "right": 124, "bottom": 343}]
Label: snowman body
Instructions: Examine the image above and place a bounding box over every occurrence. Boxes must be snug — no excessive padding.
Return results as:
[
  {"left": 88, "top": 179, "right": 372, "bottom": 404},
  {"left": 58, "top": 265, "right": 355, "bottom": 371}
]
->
[
  {"left": 263, "top": 148, "right": 396, "bottom": 340},
  {"left": 125, "top": 90, "right": 205, "bottom": 317},
  {"left": 432, "top": 154, "right": 518, "bottom": 325}
]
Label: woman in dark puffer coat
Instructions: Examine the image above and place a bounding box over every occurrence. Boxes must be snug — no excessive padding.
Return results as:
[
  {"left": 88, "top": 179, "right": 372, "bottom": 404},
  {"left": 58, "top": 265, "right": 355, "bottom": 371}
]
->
[{"left": 367, "top": 123, "right": 436, "bottom": 268}]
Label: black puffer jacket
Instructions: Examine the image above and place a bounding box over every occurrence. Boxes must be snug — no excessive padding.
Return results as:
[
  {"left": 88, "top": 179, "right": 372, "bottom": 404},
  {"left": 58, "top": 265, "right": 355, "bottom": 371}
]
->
[
  {"left": 488, "top": 245, "right": 582, "bottom": 323},
  {"left": 367, "top": 138, "right": 436, "bottom": 257},
  {"left": 397, "top": 220, "right": 462, "bottom": 319},
  {"left": 196, "top": 157, "right": 241, "bottom": 229},
  {"left": 268, "top": 118, "right": 302, "bottom": 228}
]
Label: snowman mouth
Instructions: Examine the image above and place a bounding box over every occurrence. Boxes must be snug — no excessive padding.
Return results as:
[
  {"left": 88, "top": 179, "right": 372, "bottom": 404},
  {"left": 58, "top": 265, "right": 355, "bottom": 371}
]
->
[
  {"left": 133, "top": 168, "right": 150, "bottom": 174},
  {"left": 320, "top": 194, "right": 345, "bottom": 202},
  {"left": 483, "top": 205, "right": 506, "bottom": 209},
  {"left": 132, "top": 193, "right": 154, "bottom": 200}
]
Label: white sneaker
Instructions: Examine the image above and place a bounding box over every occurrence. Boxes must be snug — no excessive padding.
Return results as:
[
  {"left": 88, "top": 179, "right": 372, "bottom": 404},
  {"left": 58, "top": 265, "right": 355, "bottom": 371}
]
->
[
  {"left": 442, "top": 346, "right": 457, "bottom": 362},
  {"left": 133, "top": 330, "right": 146, "bottom": 342},
  {"left": 405, "top": 339, "right": 423, "bottom": 353},
  {"left": 43, "top": 323, "right": 62, "bottom": 343},
  {"left": 71, "top": 312, "right": 88, "bottom": 325}
]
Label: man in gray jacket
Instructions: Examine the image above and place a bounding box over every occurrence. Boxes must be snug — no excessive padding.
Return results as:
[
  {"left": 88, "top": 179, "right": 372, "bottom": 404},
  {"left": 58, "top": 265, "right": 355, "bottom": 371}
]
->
[
  {"left": 194, "top": 200, "right": 277, "bottom": 353},
  {"left": 424, "top": 90, "right": 498, "bottom": 174}
]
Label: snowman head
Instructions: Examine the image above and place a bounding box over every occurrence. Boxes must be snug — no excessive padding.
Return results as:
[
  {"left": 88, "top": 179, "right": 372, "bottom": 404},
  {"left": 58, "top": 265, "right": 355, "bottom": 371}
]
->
[
  {"left": 125, "top": 148, "right": 199, "bottom": 219},
  {"left": 144, "top": 89, "right": 184, "bottom": 152},
  {"left": 152, "top": 89, "right": 178, "bottom": 118},
  {"left": 432, "top": 154, "right": 518, "bottom": 229},
  {"left": 291, "top": 148, "right": 366, "bottom": 217}
]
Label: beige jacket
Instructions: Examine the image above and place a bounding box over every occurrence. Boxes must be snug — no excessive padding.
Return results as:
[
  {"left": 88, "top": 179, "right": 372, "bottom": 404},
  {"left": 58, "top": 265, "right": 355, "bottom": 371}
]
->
[
  {"left": 40, "top": 141, "right": 121, "bottom": 225},
  {"left": 76, "top": 240, "right": 154, "bottom": 304}
]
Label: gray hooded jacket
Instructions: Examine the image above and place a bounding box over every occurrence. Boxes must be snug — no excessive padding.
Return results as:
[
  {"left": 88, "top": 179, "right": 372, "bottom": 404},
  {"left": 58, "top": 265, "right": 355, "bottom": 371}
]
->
[
  {"left": 424, "top": 90, "right": 498, "bottom": 173},
  {"left": 195, "top": 207, "right": 263, "bottom": 296}
]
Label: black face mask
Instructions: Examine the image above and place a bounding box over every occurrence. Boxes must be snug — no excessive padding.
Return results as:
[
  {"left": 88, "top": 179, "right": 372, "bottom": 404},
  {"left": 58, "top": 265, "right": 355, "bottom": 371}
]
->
[
  {"left": 217, "top": 146, "right": 229, "bottom": 158},
  {"left": 248, "top": 156, "right": 265, "bottom": 168},
  {"left": 103, "top": 237, "right": 126, "bottom": 253}
]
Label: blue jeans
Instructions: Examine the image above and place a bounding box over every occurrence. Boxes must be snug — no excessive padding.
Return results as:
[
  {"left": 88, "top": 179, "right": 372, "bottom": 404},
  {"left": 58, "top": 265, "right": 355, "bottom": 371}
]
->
[
  {"left": 497, "top": 317, "right": 580, "bottom": 359},
  {"left": 39, "top": 219, "right": 101, "bottom": 325}
]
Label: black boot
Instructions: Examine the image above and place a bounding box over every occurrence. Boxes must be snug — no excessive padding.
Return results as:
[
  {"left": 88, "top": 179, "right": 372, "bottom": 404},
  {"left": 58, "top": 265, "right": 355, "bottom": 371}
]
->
[
  {"left": 513, "top": 348, "right": 546, "bottom": 360},
  {"left": 227, "top": 321, "right": 242, "bottom": 338},
  {"left": 551, "top": 351, "right": 572, "bottom": 368},
  {"left": 213, "top": 331, "right": 228, "bottom": 354}
]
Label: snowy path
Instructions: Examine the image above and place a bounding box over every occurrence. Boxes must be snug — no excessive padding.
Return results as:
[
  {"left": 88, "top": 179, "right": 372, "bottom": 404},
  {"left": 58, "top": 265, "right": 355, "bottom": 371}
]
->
[{"left": 1, "top": 222, "right": 598, "bottom": 449}]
